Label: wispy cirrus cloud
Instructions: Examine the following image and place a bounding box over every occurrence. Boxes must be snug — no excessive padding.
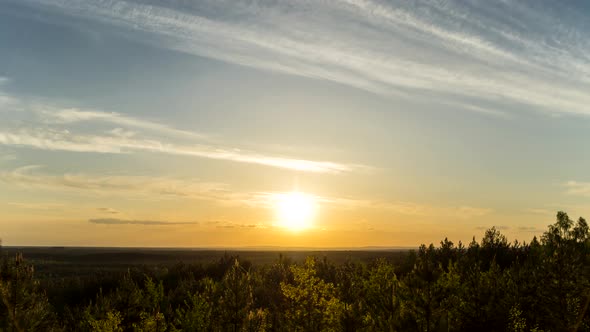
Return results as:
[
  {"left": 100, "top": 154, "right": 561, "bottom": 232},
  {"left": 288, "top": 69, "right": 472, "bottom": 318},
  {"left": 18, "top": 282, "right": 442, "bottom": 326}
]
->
[
  {"left": 524, "top": 208, "right": 553, "bottom": 215},
  {"left": 375, "top": 201, "right": 492, "bottom": 220},
  {"left": 89, "top": 218, "right": 198, "bottom": 226},
  {"left": 0, "top": 87, "right": 206, "bottom": 139},
  {"left": 6, "top": 201, "right": 65, "bottom": 210},
  {"left": 208, "top": 220, "right": 268, "bottom": 229},
  {"left": 320, "top": 196, "right": 492, "bottom": 219},
  {"left": 564, "top": 181, "right": 590, "bottom": 197},
  {"left": 97, "top": 207, "right": 120, "bottom": 214},
  {"left": 0, "top": 127, "right": 356, "bottom": 173},
  {"left": 0, "top": 165, "right": 232, "bottom": 200},
  {"left": 0, "top": 95, "right": 18, "bottom": 110},
  {"left": 518, "top": 226, "right": 544, "bottom": 233},
  {"left": 44, "top": 108, "right": 209, "bottom": 140},
  {"left": 17, "top": 0, "right": 590, "bottom": 116},
  {"left": 475, "top": 225, "right": 510, "bottom": 231},
  {"left": 1, "top": 165, "right": 490, "bottom": 220},
  {"left": 0, "top": 77, "right": 18, "bottom": 110},
  {"left": 0, "top": 152, "right": 17, "bottom": 162},
  {"left": 0, "top": 166, "right": 287, "bottom": 208},
  {"left": 0, "top": 85, "right": 360, "bottom": 173}
]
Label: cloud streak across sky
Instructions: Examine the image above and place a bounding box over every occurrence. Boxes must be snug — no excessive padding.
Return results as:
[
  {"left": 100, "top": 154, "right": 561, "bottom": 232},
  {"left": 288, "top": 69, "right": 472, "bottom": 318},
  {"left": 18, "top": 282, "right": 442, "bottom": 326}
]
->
[
  {"left": 0, "top": 89, "right": 359, "bottom": 173},
  {"left": 1, "top": 165, "right": 492, "bottom": 220},
  {"left": 0, "top": 165, "right": 245, "bottom": 202},
  {"left": 17, "top": 0, "right": 590, "bottom": 116},
  {"left": 45, "top": 108, "right": 209, "bottom": 140},
  {"left": 0, "top": 126, "right": 355, "bottom": 173},
  {"left": 564, "top": 181, "right": 590, "bottom": 197},
  {"left": 89, "top": 218, "right": 198, "bottom": 226}
]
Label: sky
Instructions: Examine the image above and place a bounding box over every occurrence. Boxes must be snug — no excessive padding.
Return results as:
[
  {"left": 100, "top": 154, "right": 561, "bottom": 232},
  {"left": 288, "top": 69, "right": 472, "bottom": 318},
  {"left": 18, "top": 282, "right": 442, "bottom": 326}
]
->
[{"left": 1, "top": 0, "right": 590, "bottom": 247}]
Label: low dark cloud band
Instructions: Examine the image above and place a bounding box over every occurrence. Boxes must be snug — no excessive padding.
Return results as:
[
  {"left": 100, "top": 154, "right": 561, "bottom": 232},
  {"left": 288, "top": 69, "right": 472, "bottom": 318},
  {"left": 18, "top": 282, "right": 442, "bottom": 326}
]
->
[{"left": 89, "top": 218, "right": 198, "bottom": 226}]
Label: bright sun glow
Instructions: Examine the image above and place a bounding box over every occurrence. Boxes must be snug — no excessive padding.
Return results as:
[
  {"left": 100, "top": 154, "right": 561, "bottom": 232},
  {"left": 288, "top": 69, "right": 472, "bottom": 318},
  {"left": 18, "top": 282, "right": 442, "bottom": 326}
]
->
[{"left": 274, "top": 192, "right": 317, "bottom": 231}]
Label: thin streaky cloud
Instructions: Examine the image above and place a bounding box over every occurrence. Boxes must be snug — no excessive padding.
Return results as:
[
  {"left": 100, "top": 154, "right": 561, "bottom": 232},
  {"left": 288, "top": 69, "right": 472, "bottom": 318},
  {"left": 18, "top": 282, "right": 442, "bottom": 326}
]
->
[
  {"left": 0, "top": 80, "right": 212, "bottom": 141},
  {"left": 0, "top": 85, "right": 19, "bottom": 111},
  {"left": 0, "top": 129, "right": 122, "bottom": 154},
  {"left": 0, "top": 165, "right": 251, "bottom": 203},
  {"left": 1, "top": 166, "right": 490, "bottom": 220},
  {"left": 0, "top": 95, "right": 19, "bottom": 109},
  {"left": 439, "top": 101, "right": 511, "bottom": 119},
  {"left": 18, "top": 0, "right": 590, "bottom": 116},
  {"left": 524, "top": 208, "right": 553, "bottom": 215},
  {"left": 475, "top": 225, "right": 510, "bottom": 231},
  {"left": 0, "top": 166, "right": 339, "bottom": 207},
  {"left": 0, "top": 86, "right": 207, "bottom": 139},
  {"left": 338, "top": 0, "right": 522, "bottom": 64},
  {"left": 0, "top": 153, "right": 17, "bottom": 162},
  {"left": 564, "top": 181, "right": 590, "bottom": 197},
  {"left": 212, "top": 221, "right": 268, "bottom": 229},
  {"left": 0, "top": 87, "right": 360, "bottom": 174},
  {"left": 6, "top": 202, "right": 65, "bottom": 210},
  {"left": 89, "top": 218, "right": 198, "bottom": 226},
  {"left": 366, "top": 201, "right": 492, "bottom": 219},
  {"left": 43, "top": 108, "right": 210, "bottom": 140},
  {"left": 518, "top": 226, "right": 544, "bottom": 233},
  {"left": 0, "top": 128, "right": 358, "bottom": 173},
  {"left": 97, "top": 207, "right": 120, "bottom": 214}
]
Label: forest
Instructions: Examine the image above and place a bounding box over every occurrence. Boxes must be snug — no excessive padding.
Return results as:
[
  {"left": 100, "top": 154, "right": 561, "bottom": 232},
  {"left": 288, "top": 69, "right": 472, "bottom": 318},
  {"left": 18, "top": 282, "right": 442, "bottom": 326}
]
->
[{"left": 0, "top": 211, "right": 589, "bottom": 332}]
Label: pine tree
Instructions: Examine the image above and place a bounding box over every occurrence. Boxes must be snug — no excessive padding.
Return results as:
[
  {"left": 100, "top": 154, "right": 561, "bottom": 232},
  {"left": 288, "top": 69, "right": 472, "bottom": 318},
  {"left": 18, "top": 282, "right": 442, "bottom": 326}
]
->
[
  {"left": 280, "top": 257, "right": 343, "bottom": 332},
  {"left": 0, "top": 251, "right": 59, "bottom": 331}
]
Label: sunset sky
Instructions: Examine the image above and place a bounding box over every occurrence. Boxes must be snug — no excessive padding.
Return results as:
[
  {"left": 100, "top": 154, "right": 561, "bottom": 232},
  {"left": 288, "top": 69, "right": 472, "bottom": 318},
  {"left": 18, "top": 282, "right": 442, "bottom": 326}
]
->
[{"left": 1, "top": 0, "right": 590, "bottom": 247}]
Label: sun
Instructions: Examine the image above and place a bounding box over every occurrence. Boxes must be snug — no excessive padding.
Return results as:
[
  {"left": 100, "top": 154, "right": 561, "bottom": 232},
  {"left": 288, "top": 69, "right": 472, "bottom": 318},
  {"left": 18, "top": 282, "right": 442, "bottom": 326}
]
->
[{"left": 274, "top": 192, "right": 317, "bottom": 231}]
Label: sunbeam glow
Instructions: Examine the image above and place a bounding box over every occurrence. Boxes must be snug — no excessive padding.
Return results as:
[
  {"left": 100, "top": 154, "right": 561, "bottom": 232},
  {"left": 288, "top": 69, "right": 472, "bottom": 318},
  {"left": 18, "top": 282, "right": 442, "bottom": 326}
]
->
[{"left": 274, "top": 192, "right": 317, "bottom": 231}]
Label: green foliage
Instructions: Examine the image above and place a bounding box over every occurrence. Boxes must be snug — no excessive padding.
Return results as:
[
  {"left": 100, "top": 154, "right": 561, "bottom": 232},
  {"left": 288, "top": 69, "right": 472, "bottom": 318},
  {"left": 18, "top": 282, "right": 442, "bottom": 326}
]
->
[
  {"left": 281, "top": 257, "right": 343, "bottom": 331},
  {"left": 362, "top": 259, "right": 400, "bottom": 331},
  {"left": 132, "top": 311, "right": 166, "bottom": 332},
  {"left": 172, "top": 285, "right": 213, "bottom": 331},
  {"left": 537, "top": 211, "right": 590, "bottom": 330},
  {"left": 133, "top": 277, "right": 167, "bottom": 332},
  {"left": 243, "top": 308, "right": 269, "bottom": 332},
  {"left": 508, "top": 305, "right": 543, "bottom": 332},
  {"left": 88, "top": 310, "right": 124, "bottom": 332},
  {"left": 336, "top": 259, "right": 367, "bottom": 331},
  {"left": 0, "top": 252, "right": 59, "bottom": 331},
  {"left": 218, "top": 259, "right": 255, "bottom": 331}
]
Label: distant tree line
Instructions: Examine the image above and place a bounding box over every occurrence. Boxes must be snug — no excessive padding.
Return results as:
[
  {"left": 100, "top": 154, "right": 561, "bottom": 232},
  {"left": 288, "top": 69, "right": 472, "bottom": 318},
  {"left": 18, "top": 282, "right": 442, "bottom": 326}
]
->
[{"left": 0, "top": 211, "right": 589, "bottom": 331}]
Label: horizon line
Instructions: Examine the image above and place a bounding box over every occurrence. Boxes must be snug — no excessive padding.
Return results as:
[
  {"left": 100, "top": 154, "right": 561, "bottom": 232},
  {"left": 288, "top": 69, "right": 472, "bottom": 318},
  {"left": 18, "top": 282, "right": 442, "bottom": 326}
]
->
[{"left": 2, "top": 245, "right": 417, "bottom": 251}]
